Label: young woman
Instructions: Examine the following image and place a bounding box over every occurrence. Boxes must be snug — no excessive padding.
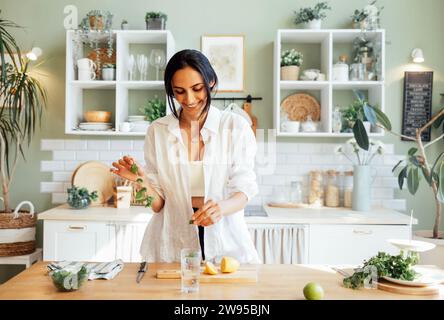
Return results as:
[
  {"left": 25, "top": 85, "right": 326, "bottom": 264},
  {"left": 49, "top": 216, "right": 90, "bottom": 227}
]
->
[{"left": 111, "top": 49, "right": 259, "bottom": 264}]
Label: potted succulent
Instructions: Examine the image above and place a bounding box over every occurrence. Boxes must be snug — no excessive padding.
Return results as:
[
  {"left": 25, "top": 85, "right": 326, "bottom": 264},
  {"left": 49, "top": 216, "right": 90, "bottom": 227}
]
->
[
  {"left": 351, "top": 0, "right": 384, "bottom": 30},
  {"left": 340, "top": 91, "right": 374, "bottom": 133},
  {"left": 293, "top": 1, "right": 331, "bottom": 29},
  {"left": 145, "top": 12, "right": 167, "bottom": 30},
  {"left": 280, "top": 49, "right": 303, "bottom": 81},
  {"left": 67, "top": 186, "right": 98, "bottom": 209},
  {"left": 121, "top": 19, "right": 129, "bottom": 30},
  {"left": 351, "top": 98, "right": 444, "bottom": 266},
  {"left": 140, "top": 95, "right": 166, "bottom": 122},
  {"left": 0, "top": 11, "right": 47, "bottom": 256},
  {"left": 101, "top": 63, "right": 115, "bottom": 81}
]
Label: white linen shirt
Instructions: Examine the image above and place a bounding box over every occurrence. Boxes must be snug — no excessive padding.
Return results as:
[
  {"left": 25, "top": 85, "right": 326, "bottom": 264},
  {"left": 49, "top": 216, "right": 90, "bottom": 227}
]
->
[{"left": 139, "top": 105, "right": 260, "bottom": 264}]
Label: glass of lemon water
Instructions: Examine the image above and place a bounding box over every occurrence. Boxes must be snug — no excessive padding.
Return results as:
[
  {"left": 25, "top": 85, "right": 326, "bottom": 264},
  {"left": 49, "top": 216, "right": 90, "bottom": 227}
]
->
[{"left": 180, "top": 248, "right": 201, "bottom": 293}]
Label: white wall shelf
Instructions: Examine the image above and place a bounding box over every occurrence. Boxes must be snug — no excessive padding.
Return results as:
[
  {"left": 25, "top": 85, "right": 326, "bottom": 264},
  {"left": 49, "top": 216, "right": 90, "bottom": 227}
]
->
[
  {"left": 274, "top": 29, "right": 385, "bottom": 138},
  {"left": 65, "top": 30, "right": 175, "bottom": 136}
]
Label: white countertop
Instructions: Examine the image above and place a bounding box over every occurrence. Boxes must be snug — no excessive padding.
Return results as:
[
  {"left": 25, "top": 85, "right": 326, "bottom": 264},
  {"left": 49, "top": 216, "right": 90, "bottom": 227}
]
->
[{"left": 38, "top": 204, "right": 416, "bottom": 225}]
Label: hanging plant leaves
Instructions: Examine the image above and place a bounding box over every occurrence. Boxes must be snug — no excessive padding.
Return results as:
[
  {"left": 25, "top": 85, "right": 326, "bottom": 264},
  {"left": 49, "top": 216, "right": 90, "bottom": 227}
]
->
[
  {"left": 408, "top": 148, "right": 418, "bottom": 156},
  {"left": 398, "top": 166, "right": 408, "bottom": 190},
  {"left": 407, "top": 167, "right": 420, "bottom": 195},
  {"left": 353, "top": 89, "right": 365, "bottom": 102},
  {"left": 392, "top": 160, "right": 404, "bottom": 173},
  {"left": 372, "top": 107, "right": 392, "bottom": 131},
  {"left": 409, "top": 155, "right": 420, "bottom": 167},
  {"left": 353, "top": 119, "right": 369, "bottom": 150},
  {"left": 363, "top": 102, "right": 377, "bottom": 125}
]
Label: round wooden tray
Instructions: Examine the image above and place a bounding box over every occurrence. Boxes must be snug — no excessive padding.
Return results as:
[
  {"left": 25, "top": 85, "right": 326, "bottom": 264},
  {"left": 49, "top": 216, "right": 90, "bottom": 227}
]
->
[{"left": 281, "top": 93, "right": 321, "bottom": 122}]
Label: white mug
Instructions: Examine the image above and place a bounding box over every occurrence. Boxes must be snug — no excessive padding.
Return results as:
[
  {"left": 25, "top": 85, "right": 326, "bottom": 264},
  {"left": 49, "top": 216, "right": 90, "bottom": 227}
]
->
[
  {"left": 115, "top": 186, "right": 132, "bottom": 209},
  {"left": 282, "top": 121, "right": 300, "bottom": 133},
  {"left": 120, "top": 122, "right": 134, "bottom": 132},
  {"left": 77, "top": 58, "right": 96, "bottom": 71},
  {"left": 78, "top": 68, "right": 96, "bottom": 81},
  {"left": 102, "top": 68, "right": 115, "bottom": 81}
]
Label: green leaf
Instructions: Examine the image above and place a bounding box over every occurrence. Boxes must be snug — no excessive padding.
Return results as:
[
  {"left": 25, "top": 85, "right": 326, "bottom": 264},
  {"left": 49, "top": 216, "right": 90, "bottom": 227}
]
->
[
  {"left": 392, "top": 160, "right": 404, "bottom": 173},
  {"left": 353, "top": 119, "right": 369, "bottom": 150},
  {"left": 408, "top": 148, "right": 418, "bottom": 156},
  {"left": 438, "top": 162, "right": 444, "bottom": 203},
  {"left": 421, "top": 166, "right": 432, "bottom": 186},
  {"left": 130, "top": 163, "right": 138, "bottom": 174},
  {"left": 136, "top": 178, "right": 143, "bottom": 184},
  {"left": 430, "top": 152, "right": 444, "bottom": 177},
  {"left": 407, "top": 167, "right": 420, "bottom": 195},
  {"left": 353, "top": 90, "right": 365, "bottom": 102},
  {"left": 398, "top": 166, "right": 408, "bottom": 190},
  {"left": 363, "top": 102, "right": 377, "bottom": 125},
  {"left": 409, "top": 156, "right": 420, "bottom": 167},
  {"left": 372, "top": 107, "right": 392, "bottom": 131}
]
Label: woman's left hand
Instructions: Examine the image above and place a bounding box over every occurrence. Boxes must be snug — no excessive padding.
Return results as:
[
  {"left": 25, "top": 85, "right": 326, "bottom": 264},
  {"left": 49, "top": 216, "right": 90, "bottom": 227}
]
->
[{"left": 191, "top": 200, "right": 223, "bottom": 226}]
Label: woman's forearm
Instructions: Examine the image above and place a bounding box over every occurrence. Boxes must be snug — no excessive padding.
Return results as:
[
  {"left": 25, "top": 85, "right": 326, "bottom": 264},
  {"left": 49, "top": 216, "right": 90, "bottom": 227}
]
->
[
  {"left": 218, "top": 192, "right": 248, "bottom": 216},
  {"left": 138, "top": 178, "right": 165, "bottom": 213}
]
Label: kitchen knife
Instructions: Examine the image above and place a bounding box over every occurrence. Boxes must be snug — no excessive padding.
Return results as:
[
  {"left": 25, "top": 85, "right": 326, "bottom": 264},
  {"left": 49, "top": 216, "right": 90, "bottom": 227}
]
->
[{"left": 136, "top": 261, "right": 148, "bottom": 283}]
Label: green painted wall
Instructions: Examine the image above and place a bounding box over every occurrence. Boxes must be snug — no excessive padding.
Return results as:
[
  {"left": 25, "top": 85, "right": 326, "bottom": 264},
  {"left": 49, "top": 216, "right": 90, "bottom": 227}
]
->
[{"left": 0, "top": 0, "right": 443, "bottom": 282}]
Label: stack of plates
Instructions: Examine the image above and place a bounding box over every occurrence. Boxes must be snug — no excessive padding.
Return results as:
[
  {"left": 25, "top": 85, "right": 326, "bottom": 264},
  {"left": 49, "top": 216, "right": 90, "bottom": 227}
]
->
[
  {"left": 128, "top": 115, "right": 146, "bottom": 122},
  {"left": 78, "top": 122, "right": 113, "bottom": 131}
]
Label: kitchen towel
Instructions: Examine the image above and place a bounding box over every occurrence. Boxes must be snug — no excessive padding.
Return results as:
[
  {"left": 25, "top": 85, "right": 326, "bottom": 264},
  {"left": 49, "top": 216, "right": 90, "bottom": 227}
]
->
[{"left": 47, "top": 259, "right": 124, "bottom": 280}]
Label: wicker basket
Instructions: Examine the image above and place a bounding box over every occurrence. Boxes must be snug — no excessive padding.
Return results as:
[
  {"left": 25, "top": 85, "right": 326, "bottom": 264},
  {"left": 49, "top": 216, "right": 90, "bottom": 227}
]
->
[{"left": 0, "top": 200, "right": 36, "bottom": 257}]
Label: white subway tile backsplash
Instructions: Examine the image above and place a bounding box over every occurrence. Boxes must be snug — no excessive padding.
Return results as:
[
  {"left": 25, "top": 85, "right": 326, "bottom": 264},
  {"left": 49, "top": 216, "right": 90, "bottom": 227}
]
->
[
  {"left": 262, "top": 175, "right": 286, "bottom": 186},
  {"left": 274, "top": 164, "right": 299, "bottom": 175},
  {"left": 382, "top": 199, "right": 406, "bottom": 211},
  {"left": 374, "top": 166, "right": 394, "bottom": 177},
  {"left": 258, "top": 185, "right": 274, "bottom": 196},
  {"left": 87, "top": 140, "right": 110, "bottom": 151},
  {"left": 52, "top": 193, "right": 67, "bottom": 204},
  {"left": 40, "top": 182, "right": 64, "bottom": 193},
  {"left": 53, "top": 151, "right": 76, "bottom": 161},
  {"left": 63, "top": 182, "right": 72, "bottom": 190},
  {"left": 52, "top": 172, "right": 72, "bottom": 182},
  {"left": 297, "top": 143, "right": 323, "bottom": 154},
  {"left": 276, "top": 142, "right": 299, "bottom": 154},
  {"left": 383, "top": 155, "right": 405, "bottom": 166},
  {"left": 133, "top": 140, "right": 145, "bottom": 151},
  {"left": 286, "top": 155, "right": 311, "bottom": 165},
  {"left": 41, "top": 139, "right": 64, "bottom": 151},
  {"left": 372, "top": 188, "right": 394, "bottom": 199},
  {"left": 64, "top": 161, "right": 82, "bottom": 171},
  {"left": 76, "top": 151, "right": 99, "bottom": 161},
  {"left": 41, "top": 161, "right": 64, "bottom": 172},
  {"left": 248, "top": 196, "right": 263, "bottom": 206},
  {"left": 99, "top": 151, "right": 122, "bottom": 161},
  {"left": 384, "top": 144, "right": 394, "bottom": 154},
  {"left": 111, "top": 140, "right": 133, "bottom": 151},
  {"left": 131, "top": 151, "right": 145, "bottom": 162},
  {"left": 65, "top": 139, "right": 87, "bottom": 150}
]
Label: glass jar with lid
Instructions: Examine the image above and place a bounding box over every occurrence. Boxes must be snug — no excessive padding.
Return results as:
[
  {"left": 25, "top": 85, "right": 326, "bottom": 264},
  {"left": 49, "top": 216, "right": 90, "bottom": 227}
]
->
[
  {"left": 343, "top": 171, "right": 354, "bottom": 208},
  {"left": 332, "top": 54, "right": 349, "bottom": 81},
  {"left": 325, "top": 170, "right": 340, "bottom": 207},
  {"left": 308, "top": 170, "right": 324, "bottom": 207},
  {"left": 290, "top": 180, "right": 303, "bottom": 204}
]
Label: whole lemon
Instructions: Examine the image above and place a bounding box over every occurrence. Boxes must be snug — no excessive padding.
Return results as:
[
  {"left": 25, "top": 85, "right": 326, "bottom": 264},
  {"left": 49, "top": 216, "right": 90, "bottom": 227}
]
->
[{"left": 303, "top": 282, "right": 324, "bottom": 300}]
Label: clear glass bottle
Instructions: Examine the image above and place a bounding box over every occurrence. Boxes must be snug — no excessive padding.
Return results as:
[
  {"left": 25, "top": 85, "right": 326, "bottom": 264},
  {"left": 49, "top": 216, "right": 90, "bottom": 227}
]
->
[
  {"left": 325, "top": 170, "right": 340, "bottom": 207},
  {"left": 309, "top": 170, "right": 324, "bottom": 207},
  {"left": 332, "top": 106, "right": 342, "bottom": 133},
  {"left": 290, "top": 181, "right": 303, "bottom": 204},
  {"left": 343, "top": 171, "right": 354, "bottom": 208}
]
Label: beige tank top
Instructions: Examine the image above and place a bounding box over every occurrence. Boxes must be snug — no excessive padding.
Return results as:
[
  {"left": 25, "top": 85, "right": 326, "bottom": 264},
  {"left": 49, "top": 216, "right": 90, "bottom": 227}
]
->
[{"left": 189, "top": 161, "right": 205, "bottom": 197}]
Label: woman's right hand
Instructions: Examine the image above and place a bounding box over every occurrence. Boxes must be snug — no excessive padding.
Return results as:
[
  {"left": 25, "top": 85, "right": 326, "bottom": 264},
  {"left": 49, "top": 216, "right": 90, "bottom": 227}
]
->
[{"left": 110, "top": 155, "right": 144, "bottom": 182}]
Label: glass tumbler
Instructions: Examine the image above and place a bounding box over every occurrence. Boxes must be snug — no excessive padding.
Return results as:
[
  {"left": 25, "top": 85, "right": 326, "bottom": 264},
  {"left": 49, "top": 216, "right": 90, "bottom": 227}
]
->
[{"left": 180, "top": 248, "right": 201, "bottom": 293}]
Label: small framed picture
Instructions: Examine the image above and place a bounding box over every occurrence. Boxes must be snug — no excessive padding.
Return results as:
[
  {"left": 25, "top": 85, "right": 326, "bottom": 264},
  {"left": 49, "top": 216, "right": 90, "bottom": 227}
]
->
[{"left": 201, "top": 35, "right": 245, "bottom": 92}]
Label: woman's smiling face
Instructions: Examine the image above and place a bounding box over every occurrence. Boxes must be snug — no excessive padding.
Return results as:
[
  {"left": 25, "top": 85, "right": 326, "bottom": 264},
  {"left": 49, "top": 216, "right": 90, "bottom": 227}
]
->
[{"left": 172, "top": 66, "right": 208, "bottom": 117}]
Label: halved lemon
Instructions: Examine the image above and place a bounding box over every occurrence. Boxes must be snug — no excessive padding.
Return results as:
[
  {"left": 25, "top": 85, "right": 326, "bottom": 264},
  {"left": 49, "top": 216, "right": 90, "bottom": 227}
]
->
[{"left": 203, "top": 261, "right": 218, "bottom": 275}]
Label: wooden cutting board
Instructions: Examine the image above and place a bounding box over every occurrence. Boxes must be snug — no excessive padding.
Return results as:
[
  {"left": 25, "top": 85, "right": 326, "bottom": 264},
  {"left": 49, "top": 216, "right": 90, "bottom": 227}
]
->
[
  {"left": 377, "top": 279, "right": 440, "bottom": 296},
  {"left": 156, "top": 266, "right": 258, "bottom": 284}
]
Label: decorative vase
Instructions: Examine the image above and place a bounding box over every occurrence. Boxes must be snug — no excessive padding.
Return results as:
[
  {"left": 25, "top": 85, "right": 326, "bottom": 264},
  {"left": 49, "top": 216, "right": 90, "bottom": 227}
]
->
[
  {"left": 302, "top": 19, "right": 322, "bottom": 29},
  {"left": 352, "top": 165, "right": 372, "bottom": 212},
  {"left": 67, "top": 196, "right": 91, "bottom": 209},
  {"left": 146, "top": 18, "right": 166, "bottom": 30},
  {"left": 413, "top": 230, "right": 444, "bottom": 268},
  {"left": 281, "top": 66, "right": 300, "bottom": 81},
  {"left": 121, "top": 23, "right": 129, "bottom": 30}
]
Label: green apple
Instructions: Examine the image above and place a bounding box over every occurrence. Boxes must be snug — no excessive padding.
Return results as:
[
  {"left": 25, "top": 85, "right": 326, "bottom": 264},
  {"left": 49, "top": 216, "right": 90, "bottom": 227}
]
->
[{"left": 303, "top": 282, "right": 324, "bottom": 300}]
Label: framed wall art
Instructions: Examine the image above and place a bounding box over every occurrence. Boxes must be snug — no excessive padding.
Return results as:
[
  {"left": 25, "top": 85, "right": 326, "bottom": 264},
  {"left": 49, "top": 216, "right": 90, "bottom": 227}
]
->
[{"left": 201, "top": 35, "right": 245, "bottom": 92}]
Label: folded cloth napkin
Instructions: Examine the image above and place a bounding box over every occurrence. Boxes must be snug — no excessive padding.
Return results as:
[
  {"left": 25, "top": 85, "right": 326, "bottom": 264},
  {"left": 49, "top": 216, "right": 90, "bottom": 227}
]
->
[{"left": 47, "top": 259, "right": 124, "bottom": 280}]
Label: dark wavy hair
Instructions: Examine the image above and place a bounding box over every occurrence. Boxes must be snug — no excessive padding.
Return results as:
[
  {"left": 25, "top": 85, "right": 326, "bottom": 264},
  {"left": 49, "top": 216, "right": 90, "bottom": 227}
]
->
[{"left": 164, "top": 49, "right": 218, "bottom": 119}]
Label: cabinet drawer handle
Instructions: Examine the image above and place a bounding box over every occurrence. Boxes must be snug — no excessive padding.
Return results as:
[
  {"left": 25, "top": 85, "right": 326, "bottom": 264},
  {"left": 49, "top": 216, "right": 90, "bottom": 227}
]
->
[
  {"left": 68, "top": 225, "right": 86, "bottom": 231},
  {"left": 353, "top": 229, "right": 373, "bottom": 235}
]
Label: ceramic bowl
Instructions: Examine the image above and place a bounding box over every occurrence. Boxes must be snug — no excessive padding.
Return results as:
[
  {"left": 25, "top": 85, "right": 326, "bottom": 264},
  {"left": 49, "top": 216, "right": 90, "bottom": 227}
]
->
[{"left": 84, "top": 111, "right": 111, "bottom": 123}]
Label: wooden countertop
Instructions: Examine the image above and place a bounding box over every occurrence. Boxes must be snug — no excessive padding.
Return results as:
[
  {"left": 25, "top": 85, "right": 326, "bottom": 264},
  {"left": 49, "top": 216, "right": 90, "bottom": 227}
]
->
[{"left": 0, "top": 262, "right": 442, "bottom": 300}]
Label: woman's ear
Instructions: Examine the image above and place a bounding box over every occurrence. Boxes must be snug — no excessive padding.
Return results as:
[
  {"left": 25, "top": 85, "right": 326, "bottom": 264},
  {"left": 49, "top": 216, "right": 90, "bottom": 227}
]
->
[{"left": 209, "top": 80, "right": 216, "bottom": 90}]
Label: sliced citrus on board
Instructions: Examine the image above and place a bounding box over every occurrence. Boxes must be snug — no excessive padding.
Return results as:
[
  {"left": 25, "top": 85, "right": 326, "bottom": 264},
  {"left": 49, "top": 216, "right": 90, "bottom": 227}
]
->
[{"left": 220, "top": 256, "right": 240, "bottom": 273}]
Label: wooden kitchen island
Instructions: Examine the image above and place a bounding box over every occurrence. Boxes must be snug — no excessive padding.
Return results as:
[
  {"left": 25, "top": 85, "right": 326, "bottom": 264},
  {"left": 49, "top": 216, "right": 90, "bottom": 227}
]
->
[{"left": 0, "top": 262, "right": 442, "bottom": 300}]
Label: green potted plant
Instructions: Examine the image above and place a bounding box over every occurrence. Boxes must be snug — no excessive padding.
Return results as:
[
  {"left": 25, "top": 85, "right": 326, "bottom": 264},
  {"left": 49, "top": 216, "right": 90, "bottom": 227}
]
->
[
  {"left": 67, "top": 186, "right": 98, "bottom": 209},
  {"left": 340, "top": 91, "right": 374, "bottom": 133},
  {"left": 0, "top": 11, "right": 47, "bottom": 256},
  {"left": 351, "top": 0, "right": 384, "bottom": 30},
  {"left": 280, "top": 49, "right": 303, "bottom": 81},
  {"left": 351, "top": 97, "right": 444, "bottom": 266},
  {"left": 140, "top": 95, "right": 166, "bottom": 122},
  {"left": 121, "top": 19, "right": 129, "bottom": 30},
  {"left": 145, "top": 12, "right": 167, "bottom": 30},
  {"left": 293, "top": 1, "right": 331, "bottom": 29},
  {"left": 101, "top": 63, "right": 115, "bottom": 81}
]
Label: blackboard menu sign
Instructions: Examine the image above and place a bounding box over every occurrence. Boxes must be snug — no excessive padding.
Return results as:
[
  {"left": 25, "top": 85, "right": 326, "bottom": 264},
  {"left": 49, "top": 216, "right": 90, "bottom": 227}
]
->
[{"left": 402, "top": 71, "right": 433, "bottom": 141}]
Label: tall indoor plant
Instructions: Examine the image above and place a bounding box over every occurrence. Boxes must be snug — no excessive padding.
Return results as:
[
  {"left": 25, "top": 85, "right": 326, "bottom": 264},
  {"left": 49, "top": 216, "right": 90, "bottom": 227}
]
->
[
  {"left": 351, "top": 95, "right": 444, "bottom": 240},
  {"left": 0, "top": 11, "right": 47, "bottom": 256}
]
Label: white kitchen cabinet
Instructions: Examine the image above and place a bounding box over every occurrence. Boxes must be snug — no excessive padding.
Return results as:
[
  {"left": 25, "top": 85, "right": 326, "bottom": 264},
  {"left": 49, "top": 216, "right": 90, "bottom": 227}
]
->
[
  {"left": 274, "top": 29, "right": 385, "bottom": 137},
  {"left": 43, "top": 220, "right": 116, "bottom": 261},
  {"left": 308, "top": 224, "right": 410, "bottom": 264}
]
